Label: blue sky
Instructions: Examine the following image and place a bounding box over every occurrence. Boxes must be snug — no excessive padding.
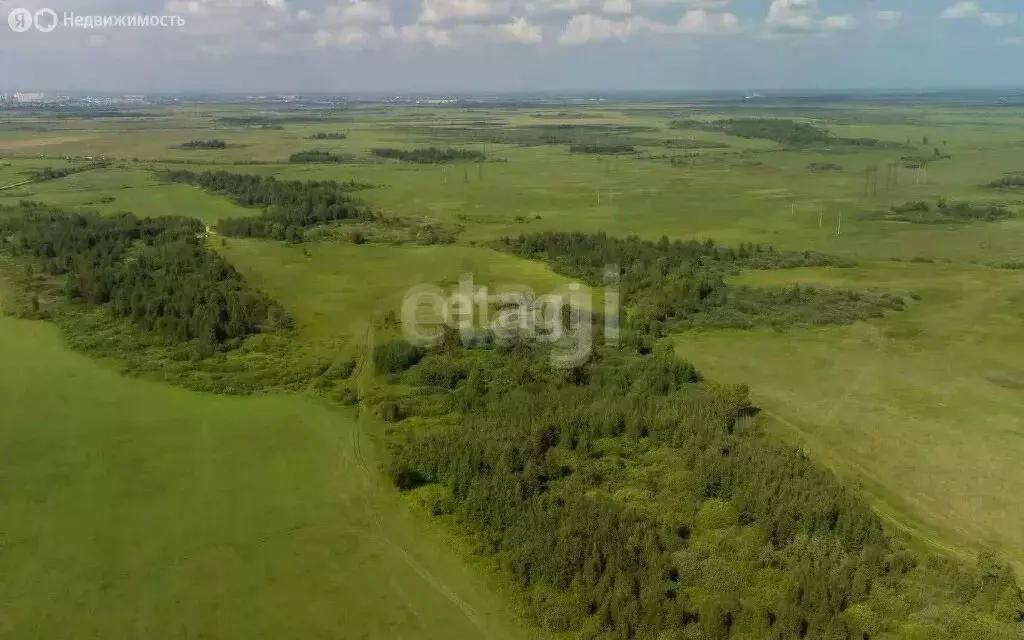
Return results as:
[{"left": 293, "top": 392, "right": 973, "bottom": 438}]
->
[{"left": 1, "top": 0, "right": 1023, "bottom": 92}]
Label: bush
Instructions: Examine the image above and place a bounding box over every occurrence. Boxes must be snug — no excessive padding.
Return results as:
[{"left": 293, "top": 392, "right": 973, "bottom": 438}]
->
[
  {"left": 373, "top": 340, "right": 424, "bottom": 374},
  {"left": 179, "top": 139, "right": 226, "bottom": 149}
]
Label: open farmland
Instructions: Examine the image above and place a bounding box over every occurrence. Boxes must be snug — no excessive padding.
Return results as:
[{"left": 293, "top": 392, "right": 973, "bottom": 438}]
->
[{"left": 1, "top": 96, "right": 1023, "bottom": 639}]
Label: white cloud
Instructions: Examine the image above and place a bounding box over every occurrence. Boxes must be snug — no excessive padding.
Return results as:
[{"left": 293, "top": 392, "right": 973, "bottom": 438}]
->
[
  {"left": 874, "top": 10, "right": 901, "bottom": 29},
  {"left": 602, "top": 0, "right": 632, "bottom": 15},
  {"left": 940, "top": 2, "right": 1017, "bottom": 27},
  {"left": 941, "top": 1, "right": 980, "bottom": 19},
  {"left": 523, "top": 0, "right": 601, "bottom": 15},
  {"left": 161, "top": 0, "right": 306, "bottom": 46},
  {"left": 979, "top": 12, "right": 1016, "bottom": 27},
  {"left": 380, "top": 22, "right": 456, "bottom": 45},
  {"left": 419, "top": 0, "right": 511, "bottom": 23},
  {"left": 559, "top": 13, "right": 636, "bottom": 43},
  {"left": 676, "top": 8, "right": 738, "bottom": 33},
  {"left": 380, "top": 17, "right": 542, "bottom": 46},
  {"left": 314, "top": 26, "right": 372, "bottom": 46},
  {"left": 323, "top": 0, "right": 392, "bottom": 24},
  {"left": 634, "top": 0, "right": 729, "bottom": 7},
  {"left": 558, "top": 7, "right": 736, "bottom": 43},
  {"left": 764, "top": 0, "right": 854, "bottom": 35},
  {"left": 457, "top": 17, "right": 544, "bottom": 42},
  {"left": 822, "top": 14, "right": 854, "bottom": 30}
]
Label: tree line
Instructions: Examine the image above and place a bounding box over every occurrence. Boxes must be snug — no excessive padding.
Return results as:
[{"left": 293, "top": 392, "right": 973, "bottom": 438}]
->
[
  {"left": 874, "top": 199, "right": 1016, "bottom": 224},
  {"left": 670, "top": 118, "right": 895, "bottom": 149},
  {"left": 569, "top": 143, "right": 637, "bottom": 155},
  {"left": 0, "top": 201, "right": 289, "bottom": 351},
  {"left": 494, "top": 232, "right": 901, "bottom": 336},
  {"left": 371, "top": 146, "right": 486, "bottom": 163},
  {"left": 288, "top": 150, "right": 353, "bottom": 164},
  {"left": 179, "top": 139, "right": 227, "bottom": 149},
  {"left": 165, "top": 170, "right": 376, "bottom": 242}
]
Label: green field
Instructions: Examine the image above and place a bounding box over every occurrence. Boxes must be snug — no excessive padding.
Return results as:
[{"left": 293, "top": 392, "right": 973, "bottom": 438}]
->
[
  {"left": 0, "top": 315, "right": 544, "bottom": 639},
  {"left": 1, "top": 98, "right": 1023, "bottom": 637}
]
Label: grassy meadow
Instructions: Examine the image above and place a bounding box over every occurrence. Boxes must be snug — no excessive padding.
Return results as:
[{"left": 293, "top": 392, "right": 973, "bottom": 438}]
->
[
  {"left": 0, "top": 315, "right": 544, "bottom": 640},
  {"left": 1, "top": 98, "right": 1023, "bottom": 635}
]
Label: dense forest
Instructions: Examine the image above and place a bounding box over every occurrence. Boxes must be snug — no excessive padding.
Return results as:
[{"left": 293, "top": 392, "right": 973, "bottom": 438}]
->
[
  {"left": 377, "top": 330, "right": 1023, "bottom": 639},
  {"left": 369, "top": 232, "right": 1020, "bottom": 640},
  {"left": 179, "top": 139, "right": 227, "bottom": 149},
  {"left": 288, "top": 150, "right": 354, "bottom": 164},
  {"left": 165, "top": 170, "right": 376, "bottom": 241},
  {"left": 871, "top": 199, "right": 1016, "bottom": 224},
  {"left": 494, "top": 232, "right": 902, "bottom": 336},
  {"left": 569, "top": 143, "right": 637, "bottom": 155},
  {"left": 670, "top": 118, "right": 891, "bottom": 148},
  {"left": 0, "top": 201, "right": 288, "bottom": 351},
  {"left": 371, "top": 146, "right": 486, "bottom": 163}
]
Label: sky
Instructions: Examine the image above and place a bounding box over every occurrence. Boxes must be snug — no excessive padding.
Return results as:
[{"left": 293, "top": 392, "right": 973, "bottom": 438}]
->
[{"left": 1, "top": 0, "right": 1023, "bottom": 93}]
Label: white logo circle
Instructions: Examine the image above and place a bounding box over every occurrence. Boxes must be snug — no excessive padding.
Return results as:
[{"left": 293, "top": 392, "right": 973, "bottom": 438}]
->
[
  {"left": 7, "top": 7, "right": 32, "bottom": 32},
  {"left": 33, "top": 7, "right": 56, "bottom": 32}
]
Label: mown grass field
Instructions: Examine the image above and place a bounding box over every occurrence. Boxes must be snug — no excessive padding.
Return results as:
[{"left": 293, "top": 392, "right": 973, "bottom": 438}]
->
[
  {"left": 0, "top": 315, "right": 545, "bottom": 640},
  {"left": 1, "top": 99, "right": 1023, "bottom": 634}
]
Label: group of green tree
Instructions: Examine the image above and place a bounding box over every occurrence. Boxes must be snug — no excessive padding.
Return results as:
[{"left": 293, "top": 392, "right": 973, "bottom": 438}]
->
[
  {"left": 165, "top": 170, "right": 376, "bottom": 242},
  {"left": 493, "top": 232, "right": 901, "bottom": 336},
  {"left": 988, "top": 174, "right": 1024, "bottom": 189},
  {"left": 308, "top": 132, "right": 347, "bottom": 140},
  {"left": 30, "top": 161, "right": 109, "bottom": 182},
  {"left": 873, "top": 199, "right": 1016, "bottom": 224},
  {"left": 215, "top": 113, "right": 350, "bottom": 126},
  {"left": 377, "top": 326, "right": 1023, "bottom": 639},
  {"left": 288, "top": 150, "right": 354, "bottom": 164},
  {"left": 179, "top": 139, "right": 227, "bottom": 149},
  {"left": 0, "top": 201, "right": 289, "bottom": 351},
  {"left": 371, "top": 146, "right": 486, "bottom": 163},
  {"left": 569, "top": 143, "right": 637, "bottom": 155},
  {"left": 670, "top": 118, "right": 891, "bottom": 148},
  {"left": 383, "top": 123, "right": 659, "bottom": 149}
]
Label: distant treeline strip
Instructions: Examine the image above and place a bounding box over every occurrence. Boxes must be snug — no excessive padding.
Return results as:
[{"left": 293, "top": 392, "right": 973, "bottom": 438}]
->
[
  {"left": 371, "top": 147, "right": 485, "bottom": 163},
  {"left": 289, "top": 150, "right": 355, "bottom": 164},
  {"left": 30, "top": 161, "right": 110, "bottom": 183},
  {"left": 165, "top": 170, "right": 376, "bottom": 242},
  {"left": 870, "top": 199, "right": 1016, "bottom": 224},
  {"left": 494, "top": 231, "right": 900, "bottom": 336},
  {"left": 216, "top": 113, "right": 352, "bottom": 126},
  {"left": 670, "top": 118, "right": 900, "bottom": 148},
  {"left": 179, "top": 139, "right": 226, "bottom": 149}
]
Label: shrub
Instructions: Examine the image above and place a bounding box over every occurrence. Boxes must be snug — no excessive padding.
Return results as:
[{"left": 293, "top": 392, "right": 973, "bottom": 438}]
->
[{"left": 373, "top": 340, "right": 425, "bottom": 374}]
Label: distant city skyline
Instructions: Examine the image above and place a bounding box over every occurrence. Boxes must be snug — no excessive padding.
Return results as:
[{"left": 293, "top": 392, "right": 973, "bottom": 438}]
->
[{"left": 2, "top": 0, "right": 1022, "bottom": 92}]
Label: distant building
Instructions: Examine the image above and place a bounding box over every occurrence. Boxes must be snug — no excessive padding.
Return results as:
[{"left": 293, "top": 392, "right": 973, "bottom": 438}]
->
[{"left": 14, "top": 92, "right": 45, "bottom": 103}]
